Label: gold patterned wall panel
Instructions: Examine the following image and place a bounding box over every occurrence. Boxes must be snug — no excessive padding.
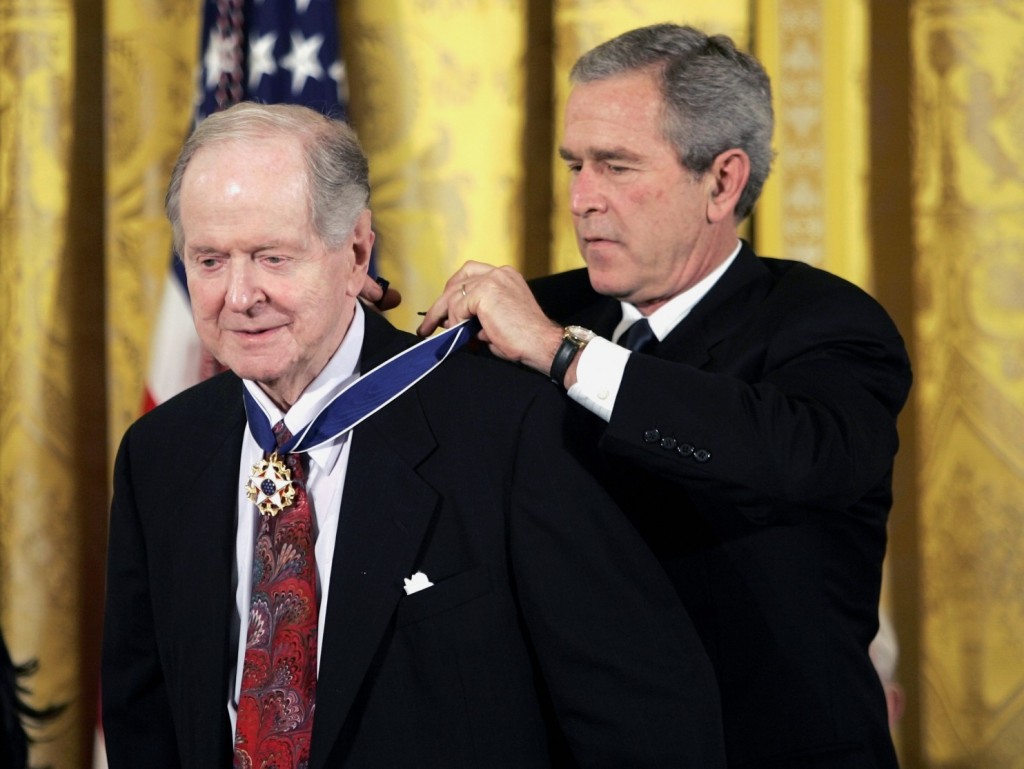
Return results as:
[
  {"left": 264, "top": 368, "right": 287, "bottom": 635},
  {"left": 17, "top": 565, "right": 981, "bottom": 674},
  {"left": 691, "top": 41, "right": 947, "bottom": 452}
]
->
[
  {"left": 911, "top": 2, "right": 1024, "bottom": 766},
  {"left": 343, "top": 1, "right": 527, "bottom": 332},
  {"left": 549, "top": 0, "right": 751, "bottom": 274},
  {"left": 104, "top": 0, "right": 198, "bottom": 463},
  {"left": 755, "top": 0, "right": 872, "bottom": 290},
  {"left": 1, "top": 1, "right": 89, "bottom": 765}
]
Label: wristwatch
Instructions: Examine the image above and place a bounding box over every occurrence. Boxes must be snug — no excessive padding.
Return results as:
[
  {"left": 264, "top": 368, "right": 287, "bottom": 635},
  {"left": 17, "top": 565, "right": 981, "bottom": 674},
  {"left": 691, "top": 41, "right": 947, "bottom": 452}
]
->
[{"left": 549, "top": 325, "right": 596, "bottom": 386}]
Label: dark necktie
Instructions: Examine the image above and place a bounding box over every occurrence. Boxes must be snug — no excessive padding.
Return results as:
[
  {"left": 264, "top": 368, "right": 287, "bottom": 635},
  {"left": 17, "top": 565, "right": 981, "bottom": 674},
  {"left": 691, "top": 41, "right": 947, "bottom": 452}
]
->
[
  {"left": 234, "top": 421, "right": 318, "bottom": 769},
  {"left": 618, "top": 318, "right": 656, "bottom": 353}
]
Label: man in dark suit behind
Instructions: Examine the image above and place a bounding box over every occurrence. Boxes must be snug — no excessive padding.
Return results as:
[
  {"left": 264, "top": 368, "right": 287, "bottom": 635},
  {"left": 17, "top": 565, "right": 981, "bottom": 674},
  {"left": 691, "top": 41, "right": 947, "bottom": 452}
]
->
[
  {"left": 101, "top": 102, "right": 725, "bottom": 768},
  {"left": 419, "top": 23, "right": 911, "bottom": 769}
]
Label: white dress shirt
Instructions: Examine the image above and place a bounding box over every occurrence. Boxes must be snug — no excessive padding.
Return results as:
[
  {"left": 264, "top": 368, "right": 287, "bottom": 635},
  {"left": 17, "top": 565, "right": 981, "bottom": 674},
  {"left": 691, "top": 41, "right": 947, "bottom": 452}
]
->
[
  {"left": 569, "top": 241, "right": 741, "bottom": 421},
  {"left": 227, "top": 305, "right": 366, "bottom": 731}
]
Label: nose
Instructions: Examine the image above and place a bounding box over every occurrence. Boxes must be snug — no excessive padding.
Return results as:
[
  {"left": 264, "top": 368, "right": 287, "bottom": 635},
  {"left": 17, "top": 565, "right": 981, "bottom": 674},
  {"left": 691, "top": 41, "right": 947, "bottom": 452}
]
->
[
  {"left": 570, "top": 166, "right": 607, "bottom": 217},
  {"left": 225, "top": 258, "right": 265, "bottom": 313}
]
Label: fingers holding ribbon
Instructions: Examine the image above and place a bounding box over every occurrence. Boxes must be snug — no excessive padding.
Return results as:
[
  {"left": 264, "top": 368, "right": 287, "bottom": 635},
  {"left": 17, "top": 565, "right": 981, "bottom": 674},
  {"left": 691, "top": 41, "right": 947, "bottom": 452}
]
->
[
  {"left": 418, "top": 262, "right": 563, "bottom": 374},
  {"left": 417, "top": 261, "right": 492, "bottom": 337}
]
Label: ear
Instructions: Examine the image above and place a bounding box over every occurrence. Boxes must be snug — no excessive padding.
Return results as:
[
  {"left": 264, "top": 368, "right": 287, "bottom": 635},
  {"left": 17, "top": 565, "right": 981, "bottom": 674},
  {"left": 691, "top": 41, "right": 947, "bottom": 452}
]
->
[
  {"left": 705, "top": 148, "right": 750, "bottom": 224},
  {"left": 345, "top": 208, "right": 376, "bottom": 295}
]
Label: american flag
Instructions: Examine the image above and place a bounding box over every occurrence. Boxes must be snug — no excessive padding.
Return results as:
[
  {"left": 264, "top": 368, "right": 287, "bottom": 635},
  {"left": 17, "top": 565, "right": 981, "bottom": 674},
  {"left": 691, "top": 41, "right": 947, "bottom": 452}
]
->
[
  {"left": 96, "top": 3, "right": 346, "bottom": 765},
  {"left": 196, "top": 0, "right": 347, "bottom": 121},
  {"left": 140, "top": 0, "right": 347, "bottom": 411}
]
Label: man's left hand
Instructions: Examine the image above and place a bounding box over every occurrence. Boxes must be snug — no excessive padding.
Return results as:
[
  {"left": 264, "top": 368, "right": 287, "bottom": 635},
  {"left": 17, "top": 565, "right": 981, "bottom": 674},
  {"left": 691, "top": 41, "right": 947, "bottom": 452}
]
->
[{"left": 359, "top": 275, "right": 403, "bottom": 311}]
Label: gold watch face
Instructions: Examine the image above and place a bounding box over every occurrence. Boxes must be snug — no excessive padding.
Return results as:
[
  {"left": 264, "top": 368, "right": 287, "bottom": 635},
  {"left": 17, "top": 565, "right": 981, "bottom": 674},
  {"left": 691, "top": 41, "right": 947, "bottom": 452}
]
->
[{"left": 564, "top": 325, "right": 596, "bottom": 345}]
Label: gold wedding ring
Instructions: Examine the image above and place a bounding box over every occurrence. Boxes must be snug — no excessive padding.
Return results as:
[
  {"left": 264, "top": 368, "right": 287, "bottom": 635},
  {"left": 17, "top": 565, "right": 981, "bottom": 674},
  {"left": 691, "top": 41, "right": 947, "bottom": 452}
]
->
[{"left": 460, "top": 284, "right": 468, "bottom": 298}]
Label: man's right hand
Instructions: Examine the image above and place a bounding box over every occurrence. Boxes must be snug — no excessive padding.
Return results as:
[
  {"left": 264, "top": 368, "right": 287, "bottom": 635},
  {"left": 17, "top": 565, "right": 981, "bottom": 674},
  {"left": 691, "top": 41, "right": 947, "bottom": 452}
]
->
[{"left": 417, "top": 261, "right": 565, "bottom": 380}]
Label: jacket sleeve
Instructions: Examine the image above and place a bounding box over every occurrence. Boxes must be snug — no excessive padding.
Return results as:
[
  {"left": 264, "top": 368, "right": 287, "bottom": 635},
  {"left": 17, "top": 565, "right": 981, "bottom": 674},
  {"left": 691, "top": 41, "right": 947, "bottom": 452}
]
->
[
  {"left": 508, "top": 387, "right": 726, "bottom": 769},
  {"left": 101, "top": 427, "right": 182, "bottom": 768}
]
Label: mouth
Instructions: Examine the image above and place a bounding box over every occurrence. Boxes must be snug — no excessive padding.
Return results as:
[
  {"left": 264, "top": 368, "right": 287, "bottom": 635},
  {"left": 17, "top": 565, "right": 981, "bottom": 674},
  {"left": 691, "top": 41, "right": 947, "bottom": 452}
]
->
[
  {"left": 581, "top": 235, "right": 620, "bottom": 252},
  {"left": 229, "top": 325, "right": 282, "bottom": 339},
  {"left": 580, "top": 230, "right": 618, "bottom": 244}
]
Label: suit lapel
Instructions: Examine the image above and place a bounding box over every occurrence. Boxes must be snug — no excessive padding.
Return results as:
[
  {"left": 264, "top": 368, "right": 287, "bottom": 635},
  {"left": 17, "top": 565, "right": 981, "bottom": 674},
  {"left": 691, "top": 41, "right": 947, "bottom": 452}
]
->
[
  {"left": 159, "top": 375, "right": 246, "bottom": 760},
  {"left": 658, "top": 243, "right": 771, "bottom": 364},
  {"left": 184, "top": 421, "right": 243, "bottom": 758},
  {"left": 310, "top": 314, "right": 442, "bottom": 767}
]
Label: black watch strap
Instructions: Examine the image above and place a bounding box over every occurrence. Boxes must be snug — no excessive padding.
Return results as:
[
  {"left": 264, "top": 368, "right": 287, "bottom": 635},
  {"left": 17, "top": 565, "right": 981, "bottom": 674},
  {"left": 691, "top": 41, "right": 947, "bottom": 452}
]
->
[{"left": 549, "top": 336, "right": 582, "bottom": 386}]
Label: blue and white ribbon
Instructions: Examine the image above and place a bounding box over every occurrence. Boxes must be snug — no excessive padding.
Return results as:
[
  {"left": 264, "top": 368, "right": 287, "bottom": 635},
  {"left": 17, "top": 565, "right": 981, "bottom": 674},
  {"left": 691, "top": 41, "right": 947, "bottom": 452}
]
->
[{"left": 244, "top": 319, "right": 480, "bottom": 454}]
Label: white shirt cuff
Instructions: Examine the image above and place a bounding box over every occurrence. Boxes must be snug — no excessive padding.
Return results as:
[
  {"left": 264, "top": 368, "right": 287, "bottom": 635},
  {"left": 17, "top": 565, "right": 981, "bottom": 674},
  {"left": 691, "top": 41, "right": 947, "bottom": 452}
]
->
[{"left": 566, "top": 336, "right": 630, "bottom": 422}]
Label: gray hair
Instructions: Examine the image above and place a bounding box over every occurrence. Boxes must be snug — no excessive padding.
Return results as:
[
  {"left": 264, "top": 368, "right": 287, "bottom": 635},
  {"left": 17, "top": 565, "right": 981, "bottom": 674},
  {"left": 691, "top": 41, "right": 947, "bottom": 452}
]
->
[
  {"left": 571, "top": 23, "right": 774, "bottom": 221},
  {"left": 165, "top": 101, "right": 369, "bottom": 254}
]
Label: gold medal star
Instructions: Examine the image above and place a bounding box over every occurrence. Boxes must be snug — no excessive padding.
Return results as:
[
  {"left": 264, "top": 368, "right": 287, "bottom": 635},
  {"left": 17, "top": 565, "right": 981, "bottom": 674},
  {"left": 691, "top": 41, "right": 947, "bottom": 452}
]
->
[{"left": 245, "top": 451, "right": 297, "bottom": 516}]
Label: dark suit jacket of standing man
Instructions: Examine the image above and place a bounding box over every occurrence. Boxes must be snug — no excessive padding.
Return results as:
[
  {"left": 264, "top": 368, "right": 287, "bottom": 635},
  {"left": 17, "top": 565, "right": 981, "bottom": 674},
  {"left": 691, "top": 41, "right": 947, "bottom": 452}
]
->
[
  {"left": 102, "top": 308, "right": 726, "bottom": 769},
  {"left": 531, "top": 241, "right": 912, "bottom": 769}
]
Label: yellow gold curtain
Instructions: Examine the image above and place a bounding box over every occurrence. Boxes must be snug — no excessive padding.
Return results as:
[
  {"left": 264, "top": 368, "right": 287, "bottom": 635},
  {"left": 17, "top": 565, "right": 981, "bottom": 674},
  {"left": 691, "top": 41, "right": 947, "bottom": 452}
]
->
[
  {"left": 104, "top": 0, "right": 197, "bottom": 464},
  {"left": 911, "top": 2, "right": 1024, "bottom": 767},
  {"left": 343, "top": 1, "right": 528, "bottom": 332},
  {"left": 755, "top": 0, "right": 872, "bottom": 288},
  {"left": 0, "top": 0, "right": 105, "bottom": 765},
  {"left": 1, "top": 1, "right": 1023, "bottom": 766}
]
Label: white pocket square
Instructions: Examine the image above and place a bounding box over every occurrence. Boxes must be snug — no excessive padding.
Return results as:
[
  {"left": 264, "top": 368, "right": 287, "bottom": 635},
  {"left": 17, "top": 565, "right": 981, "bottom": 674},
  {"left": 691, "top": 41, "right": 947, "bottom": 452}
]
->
[{"left": 403, "top": 571, "right": 434, "bottom": 595}]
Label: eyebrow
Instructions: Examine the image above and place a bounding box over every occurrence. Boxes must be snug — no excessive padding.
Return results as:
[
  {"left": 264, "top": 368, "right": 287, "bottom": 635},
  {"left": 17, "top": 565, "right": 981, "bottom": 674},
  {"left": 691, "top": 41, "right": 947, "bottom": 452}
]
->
[
  {"left": 188, "top": 245, "right": 224, "bottom": 255},
  {"left": 558, "top": 146, "right": 645, "bottom": 163},
  {"left": 188, "top": 242, "right": 284, "bottom": 254}
]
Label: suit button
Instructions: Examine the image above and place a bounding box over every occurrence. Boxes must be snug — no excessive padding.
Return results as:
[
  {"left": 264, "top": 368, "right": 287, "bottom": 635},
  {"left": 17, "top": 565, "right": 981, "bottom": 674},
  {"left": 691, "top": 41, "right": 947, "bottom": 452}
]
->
[
  {"left": 693, "top": 448, "right": 711, "bottom": 463},
  {"left": 643, "top": 429, "right": 661, "bottom": 443},
  {"left": 677, "top": 443, "right": 695, "bottom": 457},
  {"left": 660, "top": 437, "right": 677, "bottom": 450}
]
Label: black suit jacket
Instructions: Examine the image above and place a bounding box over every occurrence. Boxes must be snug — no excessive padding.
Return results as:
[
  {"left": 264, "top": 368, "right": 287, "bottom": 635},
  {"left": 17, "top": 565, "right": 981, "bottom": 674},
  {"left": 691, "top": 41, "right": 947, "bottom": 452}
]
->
[
  {"left": 102, "top": 310, "right": 725, "bottom": 768},
  {"left": 531, "top": 242, "right": 911, "bottom": 769}
]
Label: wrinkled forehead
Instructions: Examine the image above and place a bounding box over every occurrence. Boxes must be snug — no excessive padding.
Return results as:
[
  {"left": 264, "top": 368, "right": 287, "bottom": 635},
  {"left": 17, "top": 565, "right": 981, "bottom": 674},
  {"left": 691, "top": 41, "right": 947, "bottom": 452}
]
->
[
  {"left": 181, "top": 137, "right": 309, "bottom": 212},
  {"left": 185, "top": 134, "right": 305, "bottom": 181}
]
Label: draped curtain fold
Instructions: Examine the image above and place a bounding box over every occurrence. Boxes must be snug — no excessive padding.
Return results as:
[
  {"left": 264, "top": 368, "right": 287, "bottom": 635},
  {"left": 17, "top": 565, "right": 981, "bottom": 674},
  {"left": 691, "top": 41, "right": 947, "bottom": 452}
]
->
[
  {"left": 755, "top": 0, "right": 872, "bottom": 288},
  {"left": 0, "top": 0, "right": 105, "bottom": 765},
  {"left": 2, "top": 0, "right": 1024, "bottom": 766},
  {"left": 342, "top": 1, "right": 528, "bottom": 334},
  {"left": 910, "top": 2, "right": 1024, "bottom": 766},
  {"left": 104, "top": 0, "right": 197, "bottom": 464}
]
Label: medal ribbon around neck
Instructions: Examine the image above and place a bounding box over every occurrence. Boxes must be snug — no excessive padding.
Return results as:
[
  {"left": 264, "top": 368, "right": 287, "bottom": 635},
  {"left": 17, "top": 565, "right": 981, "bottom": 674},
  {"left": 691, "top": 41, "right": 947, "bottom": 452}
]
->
[{"left": 245, "top": 319, "right": 479, "bottom": 514}]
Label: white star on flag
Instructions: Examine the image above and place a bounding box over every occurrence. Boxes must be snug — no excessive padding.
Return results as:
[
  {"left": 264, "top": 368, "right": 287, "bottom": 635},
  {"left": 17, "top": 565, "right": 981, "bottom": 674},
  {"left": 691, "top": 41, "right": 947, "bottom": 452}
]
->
[
  {"left": 248, "top": 32, "right": 278, "bottom": 89},
  {"left": 281, "top": 30, "right": 325, "bottom": 95},
  {"left": 203, "top": 29, "right": 241, "bottom": 89}
]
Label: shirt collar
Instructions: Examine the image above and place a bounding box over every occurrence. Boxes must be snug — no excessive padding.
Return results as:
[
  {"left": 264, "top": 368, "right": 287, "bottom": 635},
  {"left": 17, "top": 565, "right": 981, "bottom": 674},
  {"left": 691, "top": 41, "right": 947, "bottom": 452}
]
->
[{"left": 243, "top": 303, "right": 365, "bottom": 470}]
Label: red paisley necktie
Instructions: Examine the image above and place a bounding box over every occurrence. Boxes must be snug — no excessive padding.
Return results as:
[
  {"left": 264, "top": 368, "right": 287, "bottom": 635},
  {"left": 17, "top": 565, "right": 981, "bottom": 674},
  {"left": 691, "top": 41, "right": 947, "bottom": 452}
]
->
[{"left": 234, "top": 421, "right": 318, "bottom": 769}]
